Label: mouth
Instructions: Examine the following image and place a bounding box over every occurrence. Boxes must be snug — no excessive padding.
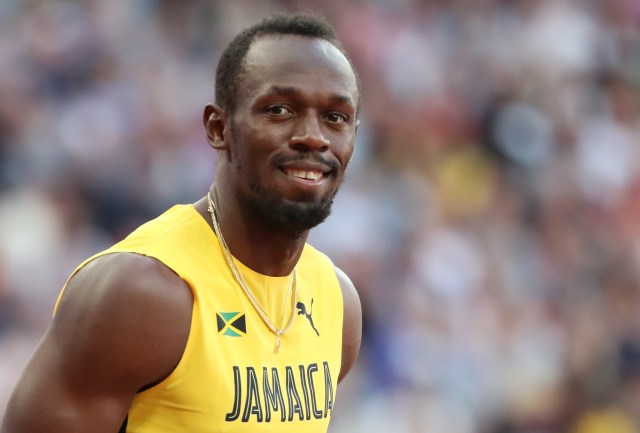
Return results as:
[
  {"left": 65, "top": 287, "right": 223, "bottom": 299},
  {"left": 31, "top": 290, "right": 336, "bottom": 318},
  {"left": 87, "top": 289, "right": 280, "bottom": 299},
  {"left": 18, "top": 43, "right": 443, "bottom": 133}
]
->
[
  {"left": 278, "top": 157, "right": 336, "bottom": 186},
  {"left": 282, "top": 168, "right": 328, "bottom": 182}
]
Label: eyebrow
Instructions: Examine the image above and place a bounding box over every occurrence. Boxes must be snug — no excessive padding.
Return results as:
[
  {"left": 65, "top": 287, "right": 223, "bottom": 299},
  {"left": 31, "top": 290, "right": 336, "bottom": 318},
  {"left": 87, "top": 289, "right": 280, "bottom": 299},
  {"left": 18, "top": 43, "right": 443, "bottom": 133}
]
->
[{"left": 267, "top": 85, "right": 356, "bottom": 109}]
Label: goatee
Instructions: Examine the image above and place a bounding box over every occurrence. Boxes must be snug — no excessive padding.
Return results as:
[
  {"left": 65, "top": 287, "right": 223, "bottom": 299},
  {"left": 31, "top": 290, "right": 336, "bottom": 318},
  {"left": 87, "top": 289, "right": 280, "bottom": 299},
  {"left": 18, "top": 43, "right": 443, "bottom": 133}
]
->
[{"left": 245, "top": 183, "right": 335, "bottom": 238}]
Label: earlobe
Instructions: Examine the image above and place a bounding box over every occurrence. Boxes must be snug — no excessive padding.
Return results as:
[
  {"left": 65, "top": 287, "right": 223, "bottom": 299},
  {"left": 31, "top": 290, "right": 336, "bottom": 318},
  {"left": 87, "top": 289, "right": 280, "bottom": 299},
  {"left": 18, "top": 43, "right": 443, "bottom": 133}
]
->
[{"left": 203, "top": 104, "right": 228, "bottom": 150}]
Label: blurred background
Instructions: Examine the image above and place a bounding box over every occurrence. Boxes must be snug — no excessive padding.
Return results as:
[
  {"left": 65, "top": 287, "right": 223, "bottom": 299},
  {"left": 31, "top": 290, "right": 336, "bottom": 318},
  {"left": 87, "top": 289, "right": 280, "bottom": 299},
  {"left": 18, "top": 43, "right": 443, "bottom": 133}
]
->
[{"left": 1, "top": 0, "right": 640, "bottom": 431}]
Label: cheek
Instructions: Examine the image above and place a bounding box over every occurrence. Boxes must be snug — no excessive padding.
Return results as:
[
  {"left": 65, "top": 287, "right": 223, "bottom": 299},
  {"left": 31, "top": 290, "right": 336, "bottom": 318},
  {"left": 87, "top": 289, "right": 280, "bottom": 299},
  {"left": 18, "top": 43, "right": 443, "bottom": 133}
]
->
[
  {"left": 334, "top": 138, "right": 356, "bottom": 169},
  {"left": 241, "top": 122, "right": 284, "bottom": 152},
  {"left": 228, "top": 126, "right": 269, "bottom": 168}
]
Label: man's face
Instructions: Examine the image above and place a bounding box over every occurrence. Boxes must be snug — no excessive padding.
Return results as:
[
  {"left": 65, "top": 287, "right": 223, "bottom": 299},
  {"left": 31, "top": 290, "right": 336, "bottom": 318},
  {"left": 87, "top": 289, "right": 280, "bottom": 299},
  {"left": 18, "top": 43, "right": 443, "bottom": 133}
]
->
[{"left": 224, "top": 34, "right": 359, "bottom": 235}]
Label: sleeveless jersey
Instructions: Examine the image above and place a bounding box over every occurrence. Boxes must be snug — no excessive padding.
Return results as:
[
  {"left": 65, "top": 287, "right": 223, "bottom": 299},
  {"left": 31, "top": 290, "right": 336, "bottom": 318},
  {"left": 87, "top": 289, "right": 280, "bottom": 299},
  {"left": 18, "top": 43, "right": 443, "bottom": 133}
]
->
[{"left": 56, "top": 204, "right": 344, "bottom": 432}]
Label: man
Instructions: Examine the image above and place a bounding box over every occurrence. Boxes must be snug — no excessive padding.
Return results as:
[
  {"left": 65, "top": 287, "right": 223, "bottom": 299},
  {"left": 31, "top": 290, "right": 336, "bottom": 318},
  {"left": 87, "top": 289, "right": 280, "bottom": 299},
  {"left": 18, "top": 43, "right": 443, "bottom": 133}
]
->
[{"left": 1, "top": 12, "right": 362, "bottom": 433}]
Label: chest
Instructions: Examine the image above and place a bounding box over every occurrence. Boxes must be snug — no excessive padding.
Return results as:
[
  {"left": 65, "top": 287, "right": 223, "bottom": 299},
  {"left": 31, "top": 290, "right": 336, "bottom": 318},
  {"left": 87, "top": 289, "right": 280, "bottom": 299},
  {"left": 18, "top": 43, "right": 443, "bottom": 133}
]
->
[{"left": 128, "top": 270, "right": 344, "bottom": 432}]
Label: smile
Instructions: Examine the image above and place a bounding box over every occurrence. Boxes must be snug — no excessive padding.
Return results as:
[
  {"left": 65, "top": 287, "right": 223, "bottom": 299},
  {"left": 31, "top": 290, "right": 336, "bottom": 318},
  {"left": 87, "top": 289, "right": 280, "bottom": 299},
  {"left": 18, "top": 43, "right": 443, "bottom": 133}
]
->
[{"left": 283, "top": 169, "right": 325, "bottom": 181}]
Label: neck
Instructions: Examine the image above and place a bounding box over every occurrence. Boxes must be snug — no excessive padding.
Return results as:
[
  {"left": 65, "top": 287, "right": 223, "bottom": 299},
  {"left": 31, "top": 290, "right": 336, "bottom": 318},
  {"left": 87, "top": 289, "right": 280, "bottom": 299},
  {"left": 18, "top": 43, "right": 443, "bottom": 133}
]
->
[{"left": 196, "top": 191, "right": 308, "bottom": 276}]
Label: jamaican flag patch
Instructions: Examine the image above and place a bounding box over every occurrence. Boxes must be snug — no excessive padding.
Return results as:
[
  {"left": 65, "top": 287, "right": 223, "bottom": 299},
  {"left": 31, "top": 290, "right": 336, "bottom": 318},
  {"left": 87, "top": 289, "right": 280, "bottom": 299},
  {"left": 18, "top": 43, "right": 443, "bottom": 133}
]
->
[{"left": 216, "top": 312, "right": 246, "bottom": 337}]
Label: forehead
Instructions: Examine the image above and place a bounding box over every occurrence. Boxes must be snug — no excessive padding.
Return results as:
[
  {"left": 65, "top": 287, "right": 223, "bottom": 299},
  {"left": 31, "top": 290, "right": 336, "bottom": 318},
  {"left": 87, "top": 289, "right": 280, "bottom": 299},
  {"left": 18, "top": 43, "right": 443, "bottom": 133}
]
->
[{"left": 240, "top": 34, "right": 358, "bottom": 104}]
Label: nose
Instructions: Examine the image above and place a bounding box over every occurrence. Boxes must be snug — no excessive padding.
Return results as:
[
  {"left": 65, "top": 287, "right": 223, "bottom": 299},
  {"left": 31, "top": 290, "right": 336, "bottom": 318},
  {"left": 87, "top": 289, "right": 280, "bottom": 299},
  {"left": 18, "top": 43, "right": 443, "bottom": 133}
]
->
[{"left": 290, "top": 113, "right": 330, "bottom": 151}]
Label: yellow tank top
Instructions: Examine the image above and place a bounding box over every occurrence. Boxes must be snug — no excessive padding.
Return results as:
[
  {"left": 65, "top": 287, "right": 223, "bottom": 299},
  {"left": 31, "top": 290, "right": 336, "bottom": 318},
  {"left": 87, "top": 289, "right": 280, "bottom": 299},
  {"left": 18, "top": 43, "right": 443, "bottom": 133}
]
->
[{"left": 57, "top": 205, "right": 344, "bottom": 432}]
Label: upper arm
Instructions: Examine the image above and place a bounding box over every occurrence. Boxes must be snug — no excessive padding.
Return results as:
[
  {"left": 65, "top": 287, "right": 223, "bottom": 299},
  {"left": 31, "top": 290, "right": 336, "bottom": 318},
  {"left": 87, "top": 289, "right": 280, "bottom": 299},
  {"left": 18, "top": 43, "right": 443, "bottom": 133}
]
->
[
  {"left": 1, "top": 253, "right": 193, "bottom": 433},
  {"left": 334, "top": 265, "right": 362, "bottom": 384}
]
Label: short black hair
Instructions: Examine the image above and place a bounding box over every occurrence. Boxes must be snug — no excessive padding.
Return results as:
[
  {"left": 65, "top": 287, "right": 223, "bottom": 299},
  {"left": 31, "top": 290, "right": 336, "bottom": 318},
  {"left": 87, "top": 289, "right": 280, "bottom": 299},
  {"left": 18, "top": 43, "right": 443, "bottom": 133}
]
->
[{"left": 215, "top": 11, "right": 357, "bottom": 113}]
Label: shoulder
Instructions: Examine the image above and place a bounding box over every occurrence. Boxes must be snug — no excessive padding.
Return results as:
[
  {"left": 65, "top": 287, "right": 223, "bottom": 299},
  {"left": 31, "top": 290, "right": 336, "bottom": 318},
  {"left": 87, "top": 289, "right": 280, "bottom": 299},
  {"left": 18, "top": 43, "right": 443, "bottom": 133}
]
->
[
  {"left": 333, "top": 265, "right": 362, "bottom": 384},
  {"left": 333, "top": 265, "right": 359, "bottom": 310},
  {"left": 55, "top": 252, "right": 193, "bottom": 389},
  {"left": 59, "top": 252, "right": 193, "bottom": 330},
  {"left": 300, "top": 246, "right": 359, "bottom": 311},
  {"left": 0, "top": 252, "right": 194, "bottom": 431}
]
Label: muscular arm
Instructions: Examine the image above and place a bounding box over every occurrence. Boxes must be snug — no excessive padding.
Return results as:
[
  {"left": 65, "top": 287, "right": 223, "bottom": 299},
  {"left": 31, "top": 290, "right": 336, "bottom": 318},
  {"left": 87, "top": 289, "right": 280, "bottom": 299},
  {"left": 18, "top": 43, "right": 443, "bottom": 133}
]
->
[
  {"left": 1, "top": 253, "right": 193, "bottom": 433},
  {"left": 334, "top": 266, "right": 362, "bottom": 384}
]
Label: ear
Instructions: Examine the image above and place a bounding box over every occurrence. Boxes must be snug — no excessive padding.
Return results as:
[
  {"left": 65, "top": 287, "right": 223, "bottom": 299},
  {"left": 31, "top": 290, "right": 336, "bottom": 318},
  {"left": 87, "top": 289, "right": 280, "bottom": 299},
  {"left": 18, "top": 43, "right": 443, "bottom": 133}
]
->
[{"left": 203, "top": 103, "right": 228, "bottom": 150}]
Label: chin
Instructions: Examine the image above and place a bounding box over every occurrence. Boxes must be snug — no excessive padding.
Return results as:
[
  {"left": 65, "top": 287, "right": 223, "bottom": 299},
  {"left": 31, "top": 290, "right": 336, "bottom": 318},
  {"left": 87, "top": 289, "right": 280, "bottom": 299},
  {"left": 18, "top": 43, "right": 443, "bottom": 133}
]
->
[{"left": 249, "top": 193, "right": 334, "bottom": 236}]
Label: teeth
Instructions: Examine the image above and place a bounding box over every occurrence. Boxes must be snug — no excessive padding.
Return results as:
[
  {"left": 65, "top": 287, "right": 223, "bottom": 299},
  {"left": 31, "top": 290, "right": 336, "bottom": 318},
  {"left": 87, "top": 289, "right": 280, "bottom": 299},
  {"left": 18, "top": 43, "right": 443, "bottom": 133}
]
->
[{"left": 286, "top": 169, "right": 322, "bottom": 180}]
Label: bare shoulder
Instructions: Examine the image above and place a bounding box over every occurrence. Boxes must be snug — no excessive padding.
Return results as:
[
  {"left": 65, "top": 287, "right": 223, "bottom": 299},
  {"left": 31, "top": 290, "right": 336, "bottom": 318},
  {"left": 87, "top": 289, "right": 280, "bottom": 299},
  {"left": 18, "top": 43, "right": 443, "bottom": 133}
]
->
[
  {"left": 1, "top": 252, "right": 193, "bottom": 433},
  {"left": 333, "top": 265, "right": 362, "bottom": 384},
  {"left": 59, "top": 251, "right": 193, "bottom": 325},
  {"left": 333, "top": 265, "right": 360, "bottom": 314},
  {"left": 55, "top": 252, "right": 194, "bottom": 389}
]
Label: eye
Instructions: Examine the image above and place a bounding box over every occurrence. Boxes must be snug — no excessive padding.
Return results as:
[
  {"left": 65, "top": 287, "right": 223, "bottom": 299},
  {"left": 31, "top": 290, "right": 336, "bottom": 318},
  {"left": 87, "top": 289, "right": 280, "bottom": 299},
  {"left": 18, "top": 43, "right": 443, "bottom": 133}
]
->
[
  {"left": 266, "top": 105, "right": 293, "bottom": 117},
  {"left": 324, "top": 112, "right": 349, "bottom": 124}
]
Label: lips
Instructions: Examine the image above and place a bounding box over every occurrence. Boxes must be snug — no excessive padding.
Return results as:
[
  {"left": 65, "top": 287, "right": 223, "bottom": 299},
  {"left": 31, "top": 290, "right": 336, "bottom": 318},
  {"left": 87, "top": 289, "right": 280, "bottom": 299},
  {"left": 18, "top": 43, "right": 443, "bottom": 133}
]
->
[
  {"left": 283, "top": 168, "right": 325, "bottom": 181},
  {"left": 278, "top": 157, "right": 337, "bottom": 183}
]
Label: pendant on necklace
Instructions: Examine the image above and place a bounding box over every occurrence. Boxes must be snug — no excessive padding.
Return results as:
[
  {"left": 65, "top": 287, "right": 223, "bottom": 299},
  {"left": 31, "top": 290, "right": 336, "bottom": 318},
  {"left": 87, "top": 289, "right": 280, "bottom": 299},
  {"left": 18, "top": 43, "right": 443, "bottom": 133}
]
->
[{"left": 275, "top": 334, "right": 282, "bottom": 353}]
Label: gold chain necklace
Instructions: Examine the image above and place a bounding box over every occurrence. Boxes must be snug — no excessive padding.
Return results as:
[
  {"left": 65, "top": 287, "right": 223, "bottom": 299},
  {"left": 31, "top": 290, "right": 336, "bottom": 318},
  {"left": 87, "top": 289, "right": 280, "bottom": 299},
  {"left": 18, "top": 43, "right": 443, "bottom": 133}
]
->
[{"left": 207, "top": 192, "right": 296, "bottom": 353}]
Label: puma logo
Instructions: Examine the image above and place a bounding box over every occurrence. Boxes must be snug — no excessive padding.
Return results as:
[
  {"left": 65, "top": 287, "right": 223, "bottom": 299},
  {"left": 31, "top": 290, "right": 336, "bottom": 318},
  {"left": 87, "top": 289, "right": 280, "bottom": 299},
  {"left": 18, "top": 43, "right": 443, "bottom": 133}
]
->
[{"left": 296, "top": 299, "right": 320, "bottom": 336}]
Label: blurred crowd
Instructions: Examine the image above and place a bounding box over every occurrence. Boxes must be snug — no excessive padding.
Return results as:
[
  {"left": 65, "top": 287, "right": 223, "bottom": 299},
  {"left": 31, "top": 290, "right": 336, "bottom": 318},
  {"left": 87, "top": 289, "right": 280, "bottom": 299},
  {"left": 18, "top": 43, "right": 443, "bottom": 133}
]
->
[{"left": 1, "top": 0, "right": 640, "bottom": 432}]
